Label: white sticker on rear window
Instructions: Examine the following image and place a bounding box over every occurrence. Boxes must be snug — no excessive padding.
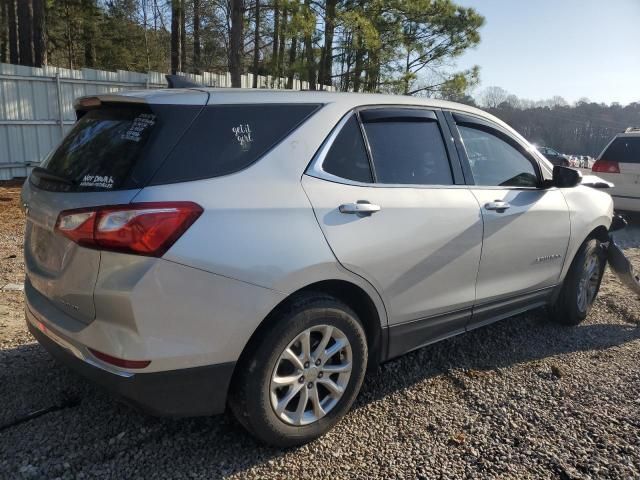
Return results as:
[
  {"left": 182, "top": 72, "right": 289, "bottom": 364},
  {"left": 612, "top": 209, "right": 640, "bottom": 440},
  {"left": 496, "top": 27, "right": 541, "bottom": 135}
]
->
[
  {"left": 232, "top": 124, "right": 253, "bottom": 151},
  {"left": 121, "top": 113, "right": 156, "bottom": 142},
  {"left": 79, "top": 175, "right": 115, "bottom": 189}
]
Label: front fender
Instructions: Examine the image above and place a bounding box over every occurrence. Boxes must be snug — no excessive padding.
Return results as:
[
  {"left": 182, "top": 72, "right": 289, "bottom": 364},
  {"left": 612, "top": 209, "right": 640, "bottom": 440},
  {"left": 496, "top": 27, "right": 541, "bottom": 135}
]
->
[{"left": 560, "top": 186, "right": 614, "bottom": 282}]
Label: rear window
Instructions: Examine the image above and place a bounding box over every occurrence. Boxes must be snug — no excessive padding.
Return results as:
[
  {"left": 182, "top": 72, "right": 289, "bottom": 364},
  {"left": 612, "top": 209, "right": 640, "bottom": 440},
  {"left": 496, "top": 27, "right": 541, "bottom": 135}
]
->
[
  {"left": 150, "top": 104, "right": 321, "bottom": 185},
  {"left": 601, "top": 137, "right": 640, "bottom": 163},
  {"left": 32, "top": 104, "right": 202, "bottom": 192}
]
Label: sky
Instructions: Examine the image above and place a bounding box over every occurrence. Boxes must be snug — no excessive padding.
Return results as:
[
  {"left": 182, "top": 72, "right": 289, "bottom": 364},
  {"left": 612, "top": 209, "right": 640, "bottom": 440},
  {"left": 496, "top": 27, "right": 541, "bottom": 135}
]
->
[{"left": 453, "top": 0, "right": 640, "bottom": 105}]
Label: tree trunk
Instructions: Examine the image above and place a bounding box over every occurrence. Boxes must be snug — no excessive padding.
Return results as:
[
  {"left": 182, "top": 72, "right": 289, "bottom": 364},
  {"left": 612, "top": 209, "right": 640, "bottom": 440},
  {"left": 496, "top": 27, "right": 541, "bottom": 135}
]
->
[
  {"left": 251, "top": 0, "right": 260, "bottom": 88},
  {"left": 64, "top": 1, "right": 73, "bottom": 69},
  {"left": 318, "top": 0, "right": 336, "bottom": 89},
  {"left": 342, "top": 34, "right": 353, "bottom": 92},
  {"left": 286, "top": 35, "right": 297, "bottom": 89},
  {"left": 303, "top": 0, "right": 315, "bottom": 89},
  {"left": 142, "top": 0, "right": 150, "bottom": 72},
  {"left": 229, "top": 0, "right": 244, "bottom": 87},
  {"left": 83, "top": 6, "right": 95, "bottom": 68},
  {"left": 180, "top": 0, "right": 186, "bottom": 71},
  {"left": 365, "top": 53, "right": 379, "bottom": 92},
  {"left": 403, "top": 48, "right": 410, "bottom": 95},
  {"left": 32, "top": 0, "right": 46, "bottom": 66},
  {"left": 352, "top": 38, "right": 364, "bottom": 92},
  {"left": 170, "top": 0, "right": 181, "bottom": 73},
  {"left": 17, "top": 0, "right": 33, "bottom": 66},
  {"left": 304, "top": 39, "right": 315, "bottom": 89},
  {"left": 7, "top": 0, "right": 18, "bottom": 64},
  {"left": 0, "top": 0, "right": 8, "bottom": 63},
  {"left": 193, "top": 0, "right": 201, "bottom": 73},
  {"left": 276, "top": 5, "right": 287, "bottom": 85},
  {"left": 271, "top": 0, "right": 279, "bottom": 79}
]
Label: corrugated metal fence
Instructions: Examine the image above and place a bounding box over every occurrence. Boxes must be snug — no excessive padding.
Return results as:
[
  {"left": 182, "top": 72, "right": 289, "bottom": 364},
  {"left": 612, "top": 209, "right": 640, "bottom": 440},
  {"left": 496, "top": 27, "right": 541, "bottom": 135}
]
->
[{"left": 0, "top": 63, "right": 334, "bottom": 180}]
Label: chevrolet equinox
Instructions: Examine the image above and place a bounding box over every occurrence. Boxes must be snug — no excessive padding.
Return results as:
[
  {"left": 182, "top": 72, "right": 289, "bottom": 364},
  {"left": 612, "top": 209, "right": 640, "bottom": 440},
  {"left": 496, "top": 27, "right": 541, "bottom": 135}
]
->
[{"left": 22, "top": 89, "right": 622, "bottom": 446}]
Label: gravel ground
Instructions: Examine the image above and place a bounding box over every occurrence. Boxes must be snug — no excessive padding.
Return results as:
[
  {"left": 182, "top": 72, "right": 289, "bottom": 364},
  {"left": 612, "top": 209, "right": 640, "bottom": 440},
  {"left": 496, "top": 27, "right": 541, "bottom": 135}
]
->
[{"left": 1, "top": 182, "right": 640, "bottom": 479}]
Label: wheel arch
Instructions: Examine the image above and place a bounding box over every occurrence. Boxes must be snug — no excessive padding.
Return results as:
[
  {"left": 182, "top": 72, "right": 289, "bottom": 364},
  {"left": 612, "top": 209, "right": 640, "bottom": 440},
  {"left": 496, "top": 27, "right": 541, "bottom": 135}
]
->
[
  {"left": 232, "top": 279, "right": 387, "bottom": 385},
  {"left": 587, "top": 225, "right": 609, "bottom": 243},
  {"left": 558, "top": 222, "right": 610, "bottom": 288}
]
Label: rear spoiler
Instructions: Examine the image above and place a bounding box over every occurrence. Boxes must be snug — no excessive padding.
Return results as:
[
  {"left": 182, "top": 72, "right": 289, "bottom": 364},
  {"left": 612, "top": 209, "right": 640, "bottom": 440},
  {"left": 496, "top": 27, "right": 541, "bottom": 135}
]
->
[
  {"left": 73, "top": 77, "right": 205, "bottom": 119},
  {"left": 74, "top": 95, "right": 147, "bottom": 119}
]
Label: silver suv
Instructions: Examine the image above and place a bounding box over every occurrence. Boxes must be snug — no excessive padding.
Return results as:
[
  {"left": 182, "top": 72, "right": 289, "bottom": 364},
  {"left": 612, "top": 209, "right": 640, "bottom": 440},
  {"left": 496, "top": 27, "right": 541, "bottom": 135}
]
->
[{"left": 22, "top": 89, "right": 619, "bottom": 446}]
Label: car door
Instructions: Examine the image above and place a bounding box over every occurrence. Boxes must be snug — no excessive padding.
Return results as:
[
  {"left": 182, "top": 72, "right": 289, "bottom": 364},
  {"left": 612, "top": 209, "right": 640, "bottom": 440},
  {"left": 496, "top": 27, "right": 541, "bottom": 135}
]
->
[
  {"left": 302, "top": 108, "right": 483, "bottom": 357},
  {"left": 445, "top": 112, "right": 571, "bottom": 328}
]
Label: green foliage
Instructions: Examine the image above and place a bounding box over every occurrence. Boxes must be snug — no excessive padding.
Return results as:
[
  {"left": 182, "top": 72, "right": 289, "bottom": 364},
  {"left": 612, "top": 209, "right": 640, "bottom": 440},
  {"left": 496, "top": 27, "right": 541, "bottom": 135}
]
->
[
  {"left": 4, "top": 0, "right": 485, "bottom": 97},
  {"left": 45, "top": 0, "right": 170, "bottom": 71}
]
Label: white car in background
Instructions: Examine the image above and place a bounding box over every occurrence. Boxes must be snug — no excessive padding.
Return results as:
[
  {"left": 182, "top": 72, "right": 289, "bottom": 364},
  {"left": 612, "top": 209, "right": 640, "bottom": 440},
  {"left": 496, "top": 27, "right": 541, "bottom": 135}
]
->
[{"left": 593, "top": 128, "right": 640, "bottom": 212}]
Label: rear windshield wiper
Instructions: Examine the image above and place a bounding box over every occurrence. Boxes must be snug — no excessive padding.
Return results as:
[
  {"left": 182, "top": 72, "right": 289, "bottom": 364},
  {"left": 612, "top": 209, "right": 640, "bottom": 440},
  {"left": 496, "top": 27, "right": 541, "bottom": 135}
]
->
[{"left": 31, "top": 166, "right": 76, "bottom": 186}]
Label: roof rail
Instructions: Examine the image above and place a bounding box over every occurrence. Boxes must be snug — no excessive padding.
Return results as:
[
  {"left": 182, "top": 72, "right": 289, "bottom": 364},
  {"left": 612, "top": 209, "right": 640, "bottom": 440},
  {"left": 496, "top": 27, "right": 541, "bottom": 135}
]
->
[
  {"left": 624, "top": 126, "right": 640, "bottom": 133},
  {"left": 165, "top": 75, "right": 203, "bottom": 89}
]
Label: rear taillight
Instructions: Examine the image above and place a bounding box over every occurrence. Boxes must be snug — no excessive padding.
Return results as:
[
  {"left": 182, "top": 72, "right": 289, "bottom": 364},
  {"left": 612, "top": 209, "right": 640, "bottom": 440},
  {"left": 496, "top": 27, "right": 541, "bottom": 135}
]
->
[
  {"left": 88, "top": 348, "right": 151, "bottom": 369},
  {"left": 592, "top": 159, "right": 620, "bottom": 173},
  {"left": 55, "top": 202, "right": 203, "bottom": 257}
]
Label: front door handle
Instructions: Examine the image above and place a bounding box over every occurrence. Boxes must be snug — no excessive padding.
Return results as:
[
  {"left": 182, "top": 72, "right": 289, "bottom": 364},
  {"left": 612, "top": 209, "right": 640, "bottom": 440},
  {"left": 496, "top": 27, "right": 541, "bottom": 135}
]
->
[
  {"left": 339, "top": 200, "right": 381, "bottom": 216},
  {"left": 484, "top": 200, "right": 511, "bottom": 212}
]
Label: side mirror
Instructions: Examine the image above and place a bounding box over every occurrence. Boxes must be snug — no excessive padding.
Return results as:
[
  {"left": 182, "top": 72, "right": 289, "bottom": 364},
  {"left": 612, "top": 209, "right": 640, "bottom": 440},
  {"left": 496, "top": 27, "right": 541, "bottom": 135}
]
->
[{"left": 552, "top": 165, "right": 582, "bottom": 188}]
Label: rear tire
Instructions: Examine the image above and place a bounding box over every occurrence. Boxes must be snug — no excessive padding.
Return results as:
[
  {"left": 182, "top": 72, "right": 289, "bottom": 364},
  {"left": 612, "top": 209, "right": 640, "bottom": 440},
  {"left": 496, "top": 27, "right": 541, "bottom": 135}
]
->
[
  {"left": 229, "top": 294, "right": 367, "bottom": 447},
  {"left": 549, "top": 238, "right": 606, "bottom": 325}
]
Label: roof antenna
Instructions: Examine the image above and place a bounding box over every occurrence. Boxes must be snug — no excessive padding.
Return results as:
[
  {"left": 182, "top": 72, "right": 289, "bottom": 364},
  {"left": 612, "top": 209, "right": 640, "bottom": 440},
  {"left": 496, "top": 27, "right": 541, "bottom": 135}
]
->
[{"left": 165, "top": 75, "right": 203, "bottom": 89}]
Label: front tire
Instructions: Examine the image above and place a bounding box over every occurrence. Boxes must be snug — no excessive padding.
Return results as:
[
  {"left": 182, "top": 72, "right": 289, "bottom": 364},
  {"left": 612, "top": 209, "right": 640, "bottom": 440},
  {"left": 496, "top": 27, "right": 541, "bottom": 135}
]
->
[
  {"left": 550, "top": 238, "right": 606, "bottom": 325},
  {"left": 229, "top": 294, "right": 367, "bottom": 447}
]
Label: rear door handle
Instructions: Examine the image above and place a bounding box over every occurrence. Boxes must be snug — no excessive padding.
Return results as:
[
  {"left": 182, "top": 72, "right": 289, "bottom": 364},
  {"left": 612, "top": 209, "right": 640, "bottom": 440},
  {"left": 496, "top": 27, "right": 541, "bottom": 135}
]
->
[
  {"left": 484, "top": 200, "right": 511, "bottom": 212},
  {"left": 339, "top": 200, "right": 381, "bottom": 216}
]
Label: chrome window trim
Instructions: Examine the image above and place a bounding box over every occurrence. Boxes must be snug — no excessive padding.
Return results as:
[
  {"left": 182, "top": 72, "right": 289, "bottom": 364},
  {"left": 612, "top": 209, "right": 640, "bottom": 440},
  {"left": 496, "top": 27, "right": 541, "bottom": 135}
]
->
[{"left": 306, "top": 111, "right": 365, "bottom": 186}]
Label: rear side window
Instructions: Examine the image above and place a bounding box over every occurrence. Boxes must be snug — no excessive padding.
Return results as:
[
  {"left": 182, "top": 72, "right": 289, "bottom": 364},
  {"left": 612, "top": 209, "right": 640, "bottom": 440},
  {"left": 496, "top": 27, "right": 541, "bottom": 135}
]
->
[
  {"left": 151, "top": 104, "right": 321, "bottom": 184},
  {"left": 322, "top": 115, "right": 372, "bottom": 183},
  {"left": 363, "top": 119, "right": 452, "bottom": 185},
  {"left": 601, "top": 137, "right": 640, "bottom": 163},
  {"left": 32, "top": 104, "right": 202, "bottom": 192}
]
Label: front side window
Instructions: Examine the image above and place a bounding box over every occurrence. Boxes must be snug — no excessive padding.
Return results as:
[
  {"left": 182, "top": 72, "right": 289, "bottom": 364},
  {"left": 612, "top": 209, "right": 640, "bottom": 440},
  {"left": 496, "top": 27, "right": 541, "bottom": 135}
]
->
[
  {"left": 322, "top": 115, "right": 373, "bottom": 183},
  {"left": 362, "top": 118, "right": 453, "bottom": 185},
  {"left": 458, "top": 125, "right": 539, "bottom": 187}
]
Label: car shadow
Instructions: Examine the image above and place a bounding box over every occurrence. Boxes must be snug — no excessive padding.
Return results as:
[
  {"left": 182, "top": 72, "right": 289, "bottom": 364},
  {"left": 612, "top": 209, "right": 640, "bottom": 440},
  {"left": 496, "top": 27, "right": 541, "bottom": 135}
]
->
[
  {"left": 1, "top": 303, "right": 639, "bottom": 478},
  {"left": 355, "top": 307, "right": 639, "bottom": 410}
]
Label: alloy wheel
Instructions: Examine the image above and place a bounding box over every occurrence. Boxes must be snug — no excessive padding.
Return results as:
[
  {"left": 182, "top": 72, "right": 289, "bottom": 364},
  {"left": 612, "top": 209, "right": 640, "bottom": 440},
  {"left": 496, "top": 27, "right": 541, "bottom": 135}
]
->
[
  {"left": 269, "top": 325, "right": 352, "bottom": 426},
  {"left": 577, "top": 252, "right": 601, "bottom": 312}
]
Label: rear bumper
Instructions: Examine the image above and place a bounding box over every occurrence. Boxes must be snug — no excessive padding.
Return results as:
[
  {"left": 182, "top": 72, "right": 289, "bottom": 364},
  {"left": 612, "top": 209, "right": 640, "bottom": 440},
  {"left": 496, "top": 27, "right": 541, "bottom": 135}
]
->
[
  {"left": 27, "top": 310, "right": 235, "bottom": 417},
  {"left": 611, "top": 194, "right": 640, "bottom": 213}
]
